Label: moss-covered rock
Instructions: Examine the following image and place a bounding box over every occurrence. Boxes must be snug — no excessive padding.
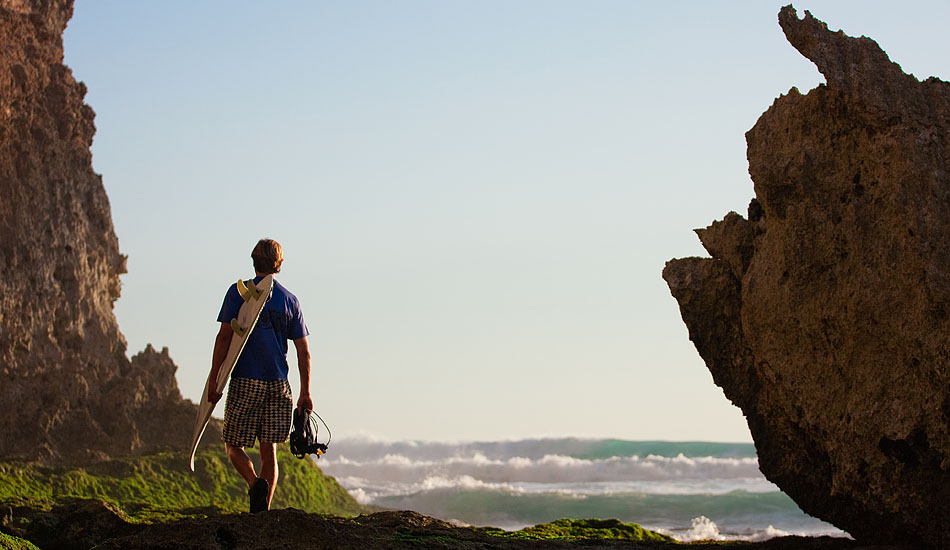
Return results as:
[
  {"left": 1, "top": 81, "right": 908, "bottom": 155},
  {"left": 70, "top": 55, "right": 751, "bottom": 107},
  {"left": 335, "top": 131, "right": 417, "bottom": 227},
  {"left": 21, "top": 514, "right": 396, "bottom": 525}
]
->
[
  {"left": 0, "top": 531, "right": 39, "bottom": 550},
  {"left": 485, "top": 518, "right": 674, "bottom": 542},
  {"left": 0, "top": 447, "right": 366, "bottom": 523}
]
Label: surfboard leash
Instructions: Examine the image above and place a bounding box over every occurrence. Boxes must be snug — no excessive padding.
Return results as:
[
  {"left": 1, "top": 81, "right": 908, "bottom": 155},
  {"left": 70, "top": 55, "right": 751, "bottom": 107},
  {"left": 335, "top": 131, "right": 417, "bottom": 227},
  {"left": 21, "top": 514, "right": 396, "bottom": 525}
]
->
[{"left": 290, "top": 407, "right": 332, "bottom": 459}]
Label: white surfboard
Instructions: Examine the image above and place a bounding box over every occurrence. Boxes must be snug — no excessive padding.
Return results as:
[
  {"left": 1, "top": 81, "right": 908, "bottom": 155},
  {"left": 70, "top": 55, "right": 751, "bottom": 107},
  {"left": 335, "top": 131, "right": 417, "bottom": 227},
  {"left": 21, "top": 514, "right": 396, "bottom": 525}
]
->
[{"left": 188, "top": 274, "right": 274, "bottom": 471}]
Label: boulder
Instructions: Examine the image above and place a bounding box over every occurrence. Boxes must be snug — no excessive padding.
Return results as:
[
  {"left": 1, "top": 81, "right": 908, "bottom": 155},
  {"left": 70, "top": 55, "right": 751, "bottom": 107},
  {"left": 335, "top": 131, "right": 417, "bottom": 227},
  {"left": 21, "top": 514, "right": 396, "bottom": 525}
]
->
[{"left": 664, "top": 6, "right": 950, "bottom": 548}]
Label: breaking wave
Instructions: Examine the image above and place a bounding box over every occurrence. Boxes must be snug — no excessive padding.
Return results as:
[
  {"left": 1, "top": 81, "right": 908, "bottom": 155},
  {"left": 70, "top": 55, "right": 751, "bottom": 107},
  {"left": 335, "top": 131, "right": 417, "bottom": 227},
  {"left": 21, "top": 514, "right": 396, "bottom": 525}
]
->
[
  {"left": 318, "top": 437, "right": 846, "bottom": 541},
  {"left": 325, "top": 453, "right": 773, "bottom": 496}
]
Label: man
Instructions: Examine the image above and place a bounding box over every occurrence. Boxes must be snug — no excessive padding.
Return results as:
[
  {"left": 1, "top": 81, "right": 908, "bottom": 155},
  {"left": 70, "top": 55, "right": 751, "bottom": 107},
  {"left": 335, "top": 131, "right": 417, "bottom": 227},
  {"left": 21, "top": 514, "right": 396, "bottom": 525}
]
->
[{"left": 207, "top": 238, "right": 312, "bottom": 512}]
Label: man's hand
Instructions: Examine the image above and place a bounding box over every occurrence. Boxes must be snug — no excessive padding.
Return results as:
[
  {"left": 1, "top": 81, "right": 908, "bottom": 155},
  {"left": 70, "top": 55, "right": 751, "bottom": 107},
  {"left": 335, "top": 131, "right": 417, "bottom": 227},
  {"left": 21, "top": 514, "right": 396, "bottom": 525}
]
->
[
  {"left": 297, "top": 392, "right": 313, "bottom": 413},
  {"left": 208, "top": 384, "right": 223, "bottom": 404}
]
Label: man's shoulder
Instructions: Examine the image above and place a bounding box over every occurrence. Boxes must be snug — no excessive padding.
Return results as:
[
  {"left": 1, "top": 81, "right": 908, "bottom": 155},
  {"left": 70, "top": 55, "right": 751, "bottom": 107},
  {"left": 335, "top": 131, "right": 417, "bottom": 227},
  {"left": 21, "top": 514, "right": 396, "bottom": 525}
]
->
[
  {"left": 221, "top": 281, "right": 240, "bottom": 301},
  {"left": 272, "top": 279, "right": 292, "bottom": 295},
  {"left": 272, "top": 280, "right": 301, "bottom": 304},
  {"left": 217, "top": 281, "right": 243, "bottom": 322}
]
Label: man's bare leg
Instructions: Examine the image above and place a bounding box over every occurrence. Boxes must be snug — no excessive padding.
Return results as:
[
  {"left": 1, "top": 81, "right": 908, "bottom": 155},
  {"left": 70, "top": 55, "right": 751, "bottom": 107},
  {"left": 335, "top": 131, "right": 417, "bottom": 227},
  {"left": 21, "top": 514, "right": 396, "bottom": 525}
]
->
[
  {"left": 259, "top": 442, "right": 278, "bottom": 507},
  {"left": 226, "top": 443, "right": 258, "bottom": 487}
]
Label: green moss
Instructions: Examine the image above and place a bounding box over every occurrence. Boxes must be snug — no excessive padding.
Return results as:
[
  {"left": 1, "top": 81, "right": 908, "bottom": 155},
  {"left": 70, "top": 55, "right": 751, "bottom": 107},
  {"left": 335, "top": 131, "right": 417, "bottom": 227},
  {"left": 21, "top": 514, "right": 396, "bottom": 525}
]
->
[
  {"left": 0, "top": 531, "right": 39, "bottom": 550},
  {"left": 486, "top": 518, "right": 675, "bottom": 542},
  {"left": 0, "top": 447, "right": 366, "bottom": 523}
]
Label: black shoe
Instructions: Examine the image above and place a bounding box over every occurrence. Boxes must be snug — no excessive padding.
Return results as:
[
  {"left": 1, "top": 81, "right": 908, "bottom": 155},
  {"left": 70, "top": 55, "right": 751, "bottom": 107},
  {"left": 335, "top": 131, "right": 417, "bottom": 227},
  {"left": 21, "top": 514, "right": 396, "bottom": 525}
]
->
[{"left": 249, "top": 478, "right": 270, "bottom": 513}]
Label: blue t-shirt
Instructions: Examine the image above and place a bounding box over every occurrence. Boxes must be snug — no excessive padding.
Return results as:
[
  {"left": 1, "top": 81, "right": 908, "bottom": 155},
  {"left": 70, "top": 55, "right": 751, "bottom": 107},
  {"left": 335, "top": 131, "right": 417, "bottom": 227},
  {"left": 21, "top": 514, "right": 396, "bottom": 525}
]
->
[{"left": 217, "top": 276, "right": 309, "bottom": 380}]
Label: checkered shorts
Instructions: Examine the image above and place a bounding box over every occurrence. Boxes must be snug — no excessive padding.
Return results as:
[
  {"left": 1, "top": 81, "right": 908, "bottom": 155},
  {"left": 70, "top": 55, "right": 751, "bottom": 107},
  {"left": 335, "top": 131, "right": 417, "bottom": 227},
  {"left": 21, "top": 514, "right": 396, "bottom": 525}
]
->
[{"left": 222, "top": 377, "right": 293, "bottom": 447}]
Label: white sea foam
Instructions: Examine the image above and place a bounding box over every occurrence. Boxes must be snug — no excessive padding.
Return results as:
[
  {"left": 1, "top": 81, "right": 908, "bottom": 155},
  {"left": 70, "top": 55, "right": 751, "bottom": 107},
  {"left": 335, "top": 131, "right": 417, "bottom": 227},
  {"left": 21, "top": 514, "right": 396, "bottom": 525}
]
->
[
  {"left": 321, "top": 438, "right": 775, "bottom": 501},
  {"left": 659, "top": 516, "right": 835, "bottom": 543},
  {"left": 321, "top": 451, "right": 772, "bottom": 495},
  {"left": 679, "top": 516, "right": 728, "bottom": 542},
  {"left": 346, "top": 487, "right": 374, "bottom": 505},
  {"left": 319, "top": 438, "right": 845, "bottom": 541}
]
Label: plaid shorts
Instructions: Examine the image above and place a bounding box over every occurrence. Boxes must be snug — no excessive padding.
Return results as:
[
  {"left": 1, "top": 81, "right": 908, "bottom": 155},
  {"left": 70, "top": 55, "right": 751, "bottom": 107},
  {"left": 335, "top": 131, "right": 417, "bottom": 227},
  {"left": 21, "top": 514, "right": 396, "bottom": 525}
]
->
[{"left": 222, "top": 377, "right": 293, "bottom": 447}]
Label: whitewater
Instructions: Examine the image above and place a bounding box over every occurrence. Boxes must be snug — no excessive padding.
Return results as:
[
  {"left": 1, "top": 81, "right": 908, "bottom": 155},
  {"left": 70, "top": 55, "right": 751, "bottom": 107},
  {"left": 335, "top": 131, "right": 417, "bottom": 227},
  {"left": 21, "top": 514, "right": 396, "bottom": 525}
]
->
[{"left": 317, "top": 438, "right": 846, "bottom": 542}]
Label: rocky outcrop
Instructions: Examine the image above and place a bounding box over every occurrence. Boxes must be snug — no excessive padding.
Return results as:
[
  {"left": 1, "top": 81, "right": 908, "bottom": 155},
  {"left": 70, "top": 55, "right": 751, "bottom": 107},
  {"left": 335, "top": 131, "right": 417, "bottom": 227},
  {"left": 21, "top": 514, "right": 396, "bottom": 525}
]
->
[
  {"left": 0, "top": 0, "right": 215, "bottom": 461},
  {"left": 663, "top": 6, "right": 950, "bottom": 548},
  {"left": 4, "top": 502, "right": 877, "bottom": 550}
]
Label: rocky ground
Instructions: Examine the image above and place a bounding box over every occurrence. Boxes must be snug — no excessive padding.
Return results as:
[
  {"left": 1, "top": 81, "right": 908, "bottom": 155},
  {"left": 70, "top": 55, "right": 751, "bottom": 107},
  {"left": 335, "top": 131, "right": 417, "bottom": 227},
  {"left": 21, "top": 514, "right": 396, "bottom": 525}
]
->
[{"left": 0, "top": 502, "right": 899, "bottom": 550}]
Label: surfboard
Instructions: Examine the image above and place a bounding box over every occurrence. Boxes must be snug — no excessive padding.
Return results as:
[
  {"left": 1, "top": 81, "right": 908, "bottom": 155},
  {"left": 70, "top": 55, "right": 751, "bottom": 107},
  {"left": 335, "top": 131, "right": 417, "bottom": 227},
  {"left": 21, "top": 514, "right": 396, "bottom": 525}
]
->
[{"left": 188, "top": 274, "right": 274, "bottom": 471}]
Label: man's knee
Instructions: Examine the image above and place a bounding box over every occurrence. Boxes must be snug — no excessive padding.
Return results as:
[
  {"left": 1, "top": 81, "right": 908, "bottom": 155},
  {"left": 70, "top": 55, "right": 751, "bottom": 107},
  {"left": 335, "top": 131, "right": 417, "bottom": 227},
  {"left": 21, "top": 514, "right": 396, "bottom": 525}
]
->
[
  {"left": 225, "top": 442, "right": 244, "bottom": 455},
  {"left": 260, "top": 443, "right": 277, "bottom": 460}
]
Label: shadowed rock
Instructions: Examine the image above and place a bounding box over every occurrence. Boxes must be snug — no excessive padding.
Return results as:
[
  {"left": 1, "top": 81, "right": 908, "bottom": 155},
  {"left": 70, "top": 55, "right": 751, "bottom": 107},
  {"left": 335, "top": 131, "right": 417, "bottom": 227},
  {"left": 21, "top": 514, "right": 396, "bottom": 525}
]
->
[
  {"left": 7, "top": 502, "right": 879, "bottom": 550},
  {"left": 664, "top": 5, "right": 950, "bottom": 548},
  {"left": 0, "top": 0, "right": 216, "bottom": 462}
]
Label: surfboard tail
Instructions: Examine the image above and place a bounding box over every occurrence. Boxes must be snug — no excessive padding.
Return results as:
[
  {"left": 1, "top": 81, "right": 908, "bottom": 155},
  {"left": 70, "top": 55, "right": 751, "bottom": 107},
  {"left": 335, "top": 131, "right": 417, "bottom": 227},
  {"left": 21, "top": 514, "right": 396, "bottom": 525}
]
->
[{"left": 188, "top": 426, "right": 202, "bottom": 471}]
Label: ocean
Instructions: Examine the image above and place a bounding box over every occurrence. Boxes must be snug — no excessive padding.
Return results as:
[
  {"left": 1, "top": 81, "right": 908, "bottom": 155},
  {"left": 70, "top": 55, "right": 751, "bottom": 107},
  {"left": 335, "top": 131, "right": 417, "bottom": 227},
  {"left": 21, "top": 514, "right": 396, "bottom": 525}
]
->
[{"left": 317, "top": 438, "right": 847, "bottom": 542}]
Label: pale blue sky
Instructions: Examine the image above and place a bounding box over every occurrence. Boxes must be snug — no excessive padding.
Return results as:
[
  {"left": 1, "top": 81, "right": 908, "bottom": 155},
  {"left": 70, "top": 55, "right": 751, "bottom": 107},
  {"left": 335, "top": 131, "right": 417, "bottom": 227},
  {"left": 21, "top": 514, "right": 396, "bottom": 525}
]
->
[{"left": 63, "top": 1, "right": 949, "bottom": 442}]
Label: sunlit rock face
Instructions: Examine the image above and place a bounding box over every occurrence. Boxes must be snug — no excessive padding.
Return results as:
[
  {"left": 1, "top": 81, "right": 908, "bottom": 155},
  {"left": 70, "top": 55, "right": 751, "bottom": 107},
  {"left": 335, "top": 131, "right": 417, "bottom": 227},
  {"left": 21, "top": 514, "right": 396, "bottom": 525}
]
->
[
  {"left": 0, "top": 0, "right": 213, "bottom": 462},
  {"left": 664, "top": 5, "right": 950, "bottom": 548}
]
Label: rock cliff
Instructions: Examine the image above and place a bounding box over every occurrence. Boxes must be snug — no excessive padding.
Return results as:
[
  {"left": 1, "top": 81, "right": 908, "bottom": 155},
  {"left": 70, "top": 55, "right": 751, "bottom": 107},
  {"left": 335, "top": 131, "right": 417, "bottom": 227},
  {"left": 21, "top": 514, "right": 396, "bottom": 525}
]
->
[
  {"left": 0, "top": 0, "right": 215, "bottom": 461},
  {"left": 663, "top": 6, "right": 950, "bottom": 548}
]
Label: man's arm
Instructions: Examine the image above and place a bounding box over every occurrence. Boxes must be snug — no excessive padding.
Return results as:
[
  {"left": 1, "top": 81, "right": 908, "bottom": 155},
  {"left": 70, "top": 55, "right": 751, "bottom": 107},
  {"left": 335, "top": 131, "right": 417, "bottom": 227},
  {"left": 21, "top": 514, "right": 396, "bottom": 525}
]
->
[
  {"left": 294, "top": 336, "right": 313, "bottom": 412},
  {"left": 208, "top": 321, "right": 234, "bottom": 403}
]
